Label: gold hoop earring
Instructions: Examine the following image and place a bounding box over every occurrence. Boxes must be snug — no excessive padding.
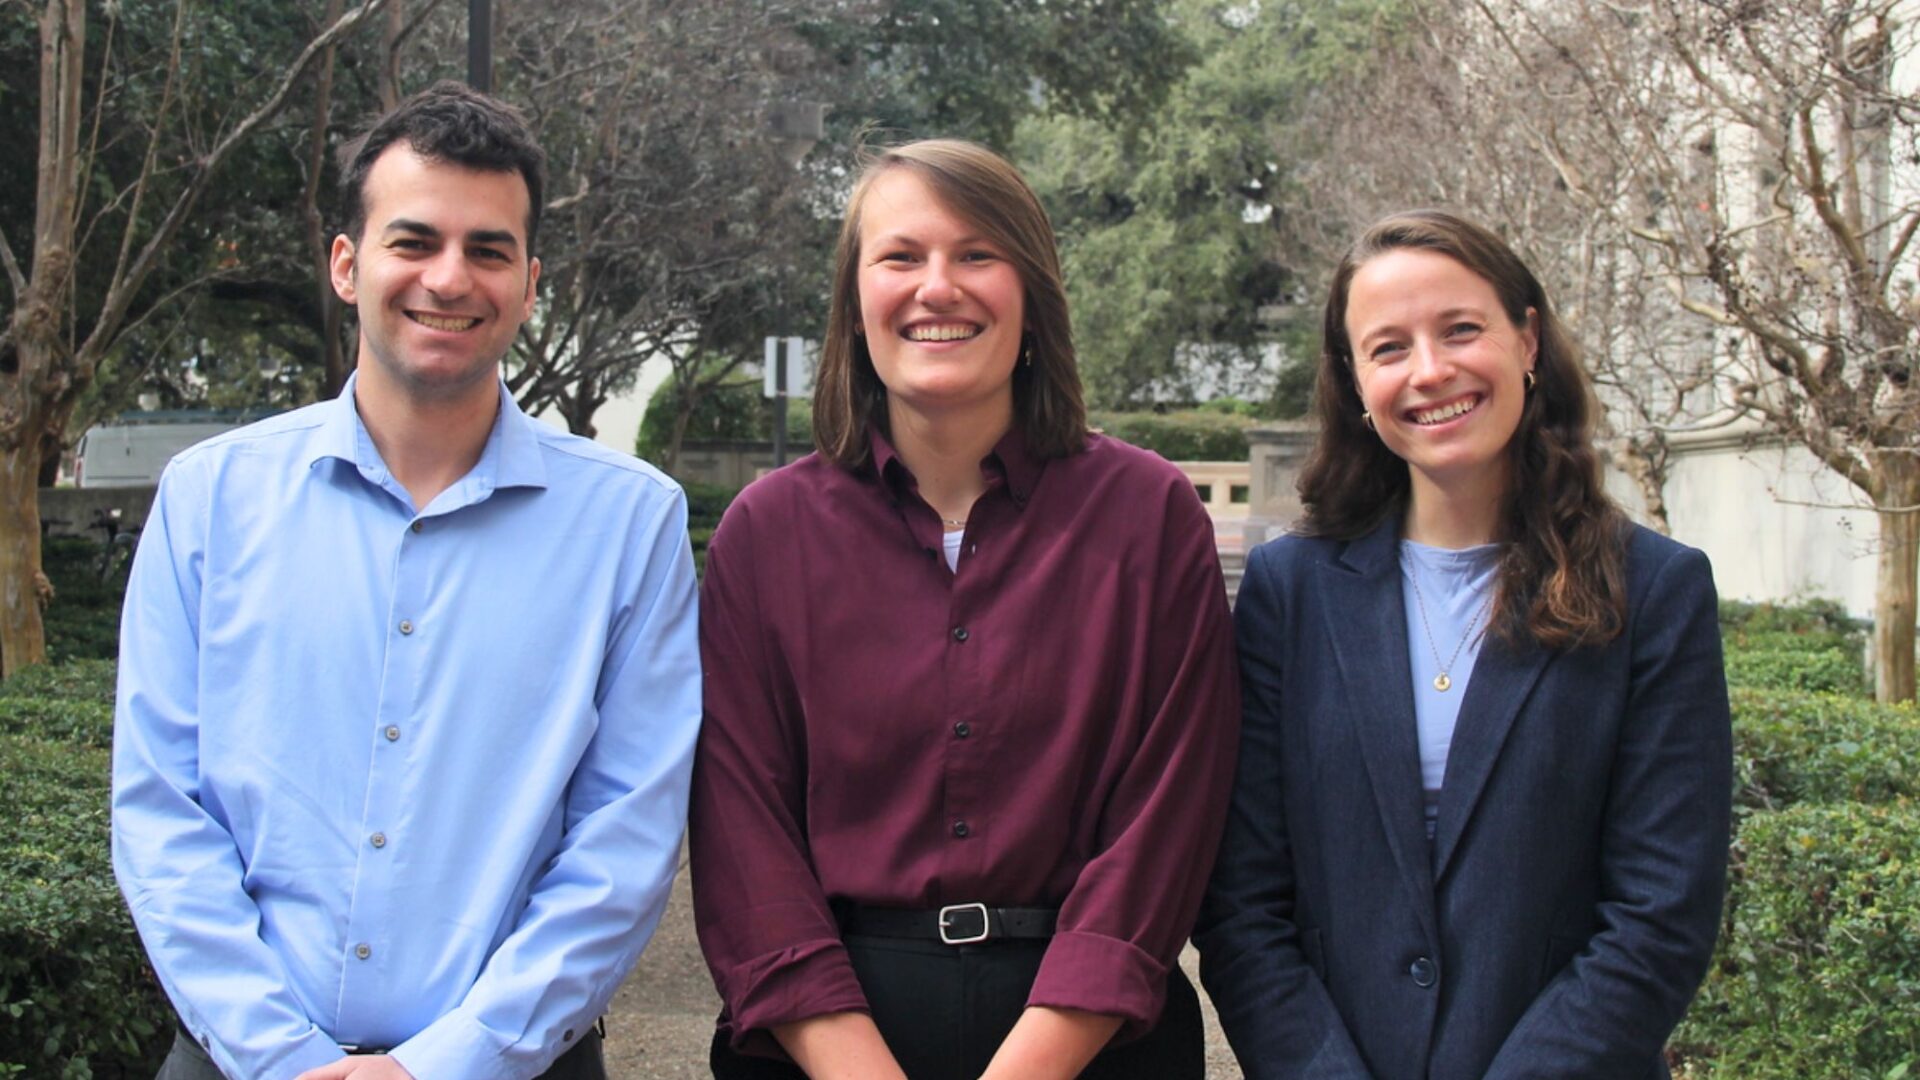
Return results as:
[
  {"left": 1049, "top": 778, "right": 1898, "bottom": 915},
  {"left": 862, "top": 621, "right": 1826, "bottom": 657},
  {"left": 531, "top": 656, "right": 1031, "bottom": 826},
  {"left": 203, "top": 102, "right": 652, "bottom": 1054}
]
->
[
  {"left": 1361, "top": 410, "right": 1376, "bottom": 432},
  {"left": 1524, "top": 370, "right": 1537, "bottom": 392}
]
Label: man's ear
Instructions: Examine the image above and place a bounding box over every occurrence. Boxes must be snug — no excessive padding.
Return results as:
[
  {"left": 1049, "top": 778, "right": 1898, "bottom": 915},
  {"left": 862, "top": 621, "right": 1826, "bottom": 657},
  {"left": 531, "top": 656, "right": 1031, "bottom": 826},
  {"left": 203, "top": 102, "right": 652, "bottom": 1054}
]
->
[
  {"left": 522, "top": 256, "right": 542, "bottom": 320},
  {"left": 330, "top": 235, "right": 358, "bottom": 304}
]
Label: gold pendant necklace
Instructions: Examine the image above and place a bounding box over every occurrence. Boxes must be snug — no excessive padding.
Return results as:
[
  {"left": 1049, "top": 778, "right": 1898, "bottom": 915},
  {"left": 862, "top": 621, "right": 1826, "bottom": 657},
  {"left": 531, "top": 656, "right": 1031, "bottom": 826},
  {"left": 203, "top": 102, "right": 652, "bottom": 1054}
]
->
[{"left": 1406, "top": 559, "right": 1492, "bottom": 693}]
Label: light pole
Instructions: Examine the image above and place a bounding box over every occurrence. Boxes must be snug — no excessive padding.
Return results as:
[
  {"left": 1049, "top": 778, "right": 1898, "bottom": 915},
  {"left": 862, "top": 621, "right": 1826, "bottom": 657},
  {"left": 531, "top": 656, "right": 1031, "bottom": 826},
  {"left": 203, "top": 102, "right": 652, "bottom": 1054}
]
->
[{"left": 767, "top": 99, "right": 824, "bottom": 468}]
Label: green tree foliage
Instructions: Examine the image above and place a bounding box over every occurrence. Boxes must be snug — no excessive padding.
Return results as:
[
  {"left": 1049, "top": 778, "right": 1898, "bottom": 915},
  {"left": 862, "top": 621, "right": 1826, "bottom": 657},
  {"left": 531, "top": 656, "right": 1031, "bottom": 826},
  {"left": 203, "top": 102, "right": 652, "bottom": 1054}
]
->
[
  {"left": 1011, "top": 0, "right": 1411, "bottom": 409},
  {"left": 805, "top": 0, "right": 1192, "bottom": 149}
]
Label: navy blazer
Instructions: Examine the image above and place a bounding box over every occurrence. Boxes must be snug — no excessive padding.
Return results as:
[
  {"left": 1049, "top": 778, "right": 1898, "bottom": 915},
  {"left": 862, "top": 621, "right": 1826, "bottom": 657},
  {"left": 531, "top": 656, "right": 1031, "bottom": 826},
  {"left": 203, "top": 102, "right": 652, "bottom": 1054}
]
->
[{"left": 1195, "top": 520, "right": 1732, "bottom": 1080}]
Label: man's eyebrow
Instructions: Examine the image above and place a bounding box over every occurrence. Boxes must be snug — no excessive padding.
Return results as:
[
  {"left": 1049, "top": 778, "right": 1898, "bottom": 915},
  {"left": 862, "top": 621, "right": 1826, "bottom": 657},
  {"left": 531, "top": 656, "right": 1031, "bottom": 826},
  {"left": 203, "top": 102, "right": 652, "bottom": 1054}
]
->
[
  {"left": 381, "top": 220, "right": 521, "bottom": 250},
  {"left": 467, "top": 229, "right": 521, "bottom": 250},
  {"left": 383, "top": 219, "right": 440, "bottom": 238}
]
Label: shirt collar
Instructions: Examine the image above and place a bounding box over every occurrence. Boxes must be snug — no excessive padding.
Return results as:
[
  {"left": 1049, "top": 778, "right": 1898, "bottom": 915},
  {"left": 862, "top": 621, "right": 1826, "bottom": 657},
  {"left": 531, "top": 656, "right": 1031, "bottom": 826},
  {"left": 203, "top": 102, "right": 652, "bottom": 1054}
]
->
[
  {"left": 866, "top": 422, "right": 1042, "bottom": 510},
  {"left": 305, "top": 372, "right": 548, "bottom": 494}
]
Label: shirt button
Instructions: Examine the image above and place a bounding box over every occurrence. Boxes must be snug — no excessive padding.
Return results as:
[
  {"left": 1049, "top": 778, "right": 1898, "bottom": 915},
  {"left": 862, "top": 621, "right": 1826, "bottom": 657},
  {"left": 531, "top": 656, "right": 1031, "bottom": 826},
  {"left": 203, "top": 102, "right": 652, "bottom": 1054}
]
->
[
  {"left": 384, "top": 725, "right": 401, "bottom": 742},
  {"left": 952, "top": 820, "right": 970, "bottom": 838},
  {"left": 410, "top": 520, "right": 424, "bottom": 533},
  {"left": 370, "top": 832, "right": 387, "bottom": 849},
  {"left": 354, "top": 943, "right": 372, "bottom": 960},
  {"left": 951, "top": 626, "right": 969, "bottom": 642},
  {"left": 399, "top": 620, "right": 414, "bottom": 635},
  {"left": 563, "top": 1029, "right": 575, "bottom": 1042},
  {"left": 953, "top": 721, "right": 971, "bottom": 738},
  {"left": 1409, "top": 956, "right": 1437, "bottom": 987}
]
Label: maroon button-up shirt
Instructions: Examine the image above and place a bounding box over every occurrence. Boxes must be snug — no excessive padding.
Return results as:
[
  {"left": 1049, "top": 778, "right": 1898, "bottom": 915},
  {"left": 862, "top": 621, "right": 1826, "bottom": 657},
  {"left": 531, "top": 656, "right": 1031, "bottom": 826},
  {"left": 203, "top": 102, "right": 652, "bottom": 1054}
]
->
[{"left": 690, "top": 427, "right": 1240, "bottom": 1049}]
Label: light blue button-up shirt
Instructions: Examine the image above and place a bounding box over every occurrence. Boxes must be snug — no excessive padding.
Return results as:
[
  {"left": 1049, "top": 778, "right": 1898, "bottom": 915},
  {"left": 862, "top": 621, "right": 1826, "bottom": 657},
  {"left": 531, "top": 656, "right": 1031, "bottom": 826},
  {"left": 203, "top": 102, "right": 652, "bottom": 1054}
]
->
[{"left": 111, "top": 378, "right": 701, "bottom": 1080}]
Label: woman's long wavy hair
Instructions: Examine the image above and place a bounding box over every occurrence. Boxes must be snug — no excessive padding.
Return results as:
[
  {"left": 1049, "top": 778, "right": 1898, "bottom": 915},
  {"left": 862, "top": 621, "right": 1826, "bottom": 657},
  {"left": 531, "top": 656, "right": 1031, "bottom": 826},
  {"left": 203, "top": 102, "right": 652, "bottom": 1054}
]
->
[
  {"left": 811, "top": 139, "right": 1088, "bottom": 469},
  {"left": 1299, "top": 210, "right": 1628, "bottom": 649}
]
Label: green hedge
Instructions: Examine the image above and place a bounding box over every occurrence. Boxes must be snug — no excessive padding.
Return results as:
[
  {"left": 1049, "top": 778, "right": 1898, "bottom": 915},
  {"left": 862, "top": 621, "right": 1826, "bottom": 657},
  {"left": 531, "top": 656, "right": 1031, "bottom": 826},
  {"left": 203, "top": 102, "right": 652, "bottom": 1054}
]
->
[
  {"left": 1086, "top": 409, "right": 1254, "bottom": 461},
  {"left": 0, "top": 731, "right": 171, "bottom": 1077},
  {"left": 1674, "top": 801, "right": 1920, "bottom": 1079},
  {"left": 1731, "top": 688, "right": 1920, "bottom": 811}
]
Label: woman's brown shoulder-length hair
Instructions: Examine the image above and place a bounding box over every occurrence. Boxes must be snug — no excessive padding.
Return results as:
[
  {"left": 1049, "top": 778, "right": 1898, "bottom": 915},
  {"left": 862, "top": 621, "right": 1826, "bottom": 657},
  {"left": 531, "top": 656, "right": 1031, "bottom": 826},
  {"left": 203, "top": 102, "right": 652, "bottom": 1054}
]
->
[
  {"left": 811, "top": 139, "right": 1088, "bottom": 468},
  {"left": 1299, "top": 209, "right": 1629, "bottom": 650}
]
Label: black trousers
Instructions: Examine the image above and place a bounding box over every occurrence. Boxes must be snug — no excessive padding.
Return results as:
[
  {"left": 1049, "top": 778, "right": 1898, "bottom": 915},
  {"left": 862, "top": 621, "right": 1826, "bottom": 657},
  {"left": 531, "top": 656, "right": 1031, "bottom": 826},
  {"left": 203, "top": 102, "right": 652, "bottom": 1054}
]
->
[
  {"left": 156, "top": 1024, "right": 607, "bottom": 1079},
  {"left": 709, "top": 935, "right": 1205, "bottom": 1080}
]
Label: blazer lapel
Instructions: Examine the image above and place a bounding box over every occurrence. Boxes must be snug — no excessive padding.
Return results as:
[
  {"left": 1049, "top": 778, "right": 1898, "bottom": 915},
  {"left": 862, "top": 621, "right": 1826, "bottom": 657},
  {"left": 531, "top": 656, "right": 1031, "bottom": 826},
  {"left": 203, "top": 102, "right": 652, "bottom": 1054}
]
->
[
  {"left": 1319, "top": 520, "right": 1437, "bottom": 930},
  {"left": 1431, "top": 628, "right": 1553, "bottom": 882}
]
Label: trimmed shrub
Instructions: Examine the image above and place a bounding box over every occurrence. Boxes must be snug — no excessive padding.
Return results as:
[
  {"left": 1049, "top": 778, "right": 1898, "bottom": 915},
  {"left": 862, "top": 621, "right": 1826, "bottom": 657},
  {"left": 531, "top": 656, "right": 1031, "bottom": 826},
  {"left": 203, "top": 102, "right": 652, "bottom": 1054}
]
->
[
  {"left": 41, "top": 538, "right": 129, "bottom": 664},
  {"left": 0, "top": 732, "right": 171, "bottom": 1077},
  {"left": 682, "top": 481, "right": 742, "bottom": 578},
  {"left": 1721, "top": 596, "right": 1869, "bottom": 639},
  {"left": 1087, "top": 409, "right": 1254, "bottom": 461},
  {"left": 1732, "top": 688, "right": 1920, "bottom": 811},
  {"left": 1724, "top": 631, "right": 1871, "bottom": 697},
  {"left": 1673, "top": 801, "right": 1920, "bottom": 1078}
]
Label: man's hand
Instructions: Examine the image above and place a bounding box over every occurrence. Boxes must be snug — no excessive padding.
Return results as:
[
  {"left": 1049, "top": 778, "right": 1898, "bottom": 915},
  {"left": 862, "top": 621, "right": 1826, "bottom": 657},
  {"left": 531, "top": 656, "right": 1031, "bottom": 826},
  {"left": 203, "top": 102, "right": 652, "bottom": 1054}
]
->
[{"left": 294, "top": 1055, "right": 417, "bottom": 1080}]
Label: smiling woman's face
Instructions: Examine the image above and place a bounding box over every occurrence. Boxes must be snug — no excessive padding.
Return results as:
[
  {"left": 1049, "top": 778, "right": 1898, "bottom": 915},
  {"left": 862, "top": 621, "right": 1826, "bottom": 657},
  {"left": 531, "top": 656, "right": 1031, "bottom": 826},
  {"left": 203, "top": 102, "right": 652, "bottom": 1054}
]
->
[
  {"left": 1345, "top": 247, "right": 1537, "bottom": 497},
  {"left": 855, "top": 167, "right": 1025, "bottom": 421}
]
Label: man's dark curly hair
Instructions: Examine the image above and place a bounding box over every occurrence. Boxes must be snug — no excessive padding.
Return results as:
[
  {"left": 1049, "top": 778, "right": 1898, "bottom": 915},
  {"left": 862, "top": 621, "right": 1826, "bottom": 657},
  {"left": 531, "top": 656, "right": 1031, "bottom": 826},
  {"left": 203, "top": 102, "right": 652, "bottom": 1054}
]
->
[{"left": 337, "top": 80, "right": 547, "bottom": 255}]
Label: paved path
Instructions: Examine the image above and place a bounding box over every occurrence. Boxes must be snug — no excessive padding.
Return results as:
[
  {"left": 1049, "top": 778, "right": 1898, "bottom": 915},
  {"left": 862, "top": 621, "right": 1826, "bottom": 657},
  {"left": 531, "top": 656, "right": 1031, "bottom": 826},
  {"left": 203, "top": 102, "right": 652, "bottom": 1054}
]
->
[{"left": 603, "top": 854, "right": 1243, "bottom": 1078}]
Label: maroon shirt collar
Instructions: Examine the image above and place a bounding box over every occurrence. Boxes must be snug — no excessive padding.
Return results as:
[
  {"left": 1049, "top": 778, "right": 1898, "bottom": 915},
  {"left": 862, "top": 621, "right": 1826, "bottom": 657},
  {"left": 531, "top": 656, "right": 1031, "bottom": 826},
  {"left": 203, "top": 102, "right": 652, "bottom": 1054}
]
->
[{"left": 865, "top": 423, "right": 1043, "bottom": 511}]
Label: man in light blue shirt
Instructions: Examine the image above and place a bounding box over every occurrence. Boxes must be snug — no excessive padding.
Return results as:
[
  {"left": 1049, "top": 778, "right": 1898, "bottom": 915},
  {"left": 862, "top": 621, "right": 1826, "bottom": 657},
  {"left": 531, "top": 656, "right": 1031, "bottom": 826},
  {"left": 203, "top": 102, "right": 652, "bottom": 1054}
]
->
[{"left": 111, "top": 82, "right": 700, "bottom": 1080}]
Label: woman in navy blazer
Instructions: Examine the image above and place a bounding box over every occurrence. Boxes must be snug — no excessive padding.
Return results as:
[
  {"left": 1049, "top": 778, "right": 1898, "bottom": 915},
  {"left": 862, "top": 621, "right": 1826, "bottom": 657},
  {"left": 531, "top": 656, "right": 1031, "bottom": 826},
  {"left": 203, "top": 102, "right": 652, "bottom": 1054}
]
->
[{"left": 1195, "top": 210, "right": 1732, "bottom": 1079}]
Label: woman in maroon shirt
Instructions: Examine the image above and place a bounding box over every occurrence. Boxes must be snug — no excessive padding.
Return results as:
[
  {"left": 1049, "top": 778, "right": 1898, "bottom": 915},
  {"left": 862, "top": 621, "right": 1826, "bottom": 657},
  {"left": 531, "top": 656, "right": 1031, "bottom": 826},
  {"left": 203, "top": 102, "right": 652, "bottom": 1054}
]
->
[{"left": 690, "top": 139, "right": 1240, "bottom": 1080}]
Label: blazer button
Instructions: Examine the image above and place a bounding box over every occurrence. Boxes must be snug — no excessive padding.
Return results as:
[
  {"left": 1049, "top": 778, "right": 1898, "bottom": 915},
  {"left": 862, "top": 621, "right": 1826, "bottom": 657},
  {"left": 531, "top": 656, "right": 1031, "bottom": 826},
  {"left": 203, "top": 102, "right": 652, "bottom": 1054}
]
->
[{"left": 1409, "top": 956, "right": 1437, "bottom": 988}]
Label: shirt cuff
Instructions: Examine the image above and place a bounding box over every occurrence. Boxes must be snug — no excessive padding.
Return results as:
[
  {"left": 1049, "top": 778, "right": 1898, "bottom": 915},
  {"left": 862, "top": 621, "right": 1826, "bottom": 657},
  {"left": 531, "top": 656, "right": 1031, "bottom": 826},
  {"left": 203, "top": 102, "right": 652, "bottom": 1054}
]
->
[
  {"left": 1026, "top": 930, "right": 1169, "bottom": 1038},
  {"left": 716, "top": 939, "right": 871, "bottom": 1051},
  {"left": 241, "top": 1030, "right": 346, "bottom": 1080},
  {"left": 389, "top": 1010, "right": 517, "bottom": 1080}
]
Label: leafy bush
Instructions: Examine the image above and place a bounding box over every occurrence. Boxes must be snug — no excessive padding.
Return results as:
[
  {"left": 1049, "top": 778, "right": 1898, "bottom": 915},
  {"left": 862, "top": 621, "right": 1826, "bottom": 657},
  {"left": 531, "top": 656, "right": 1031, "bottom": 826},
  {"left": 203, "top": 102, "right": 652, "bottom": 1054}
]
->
[
  {"left": 0, "top": 732, "right": 171, "bottom": 1077},
  {"left": 1721, "top": 596, "right": 1869, "bottom": 640},
  {"left": 635, "top": 366, "right": 811, "bottom": 465},
  {"left": 682, "top": 480, "right": 742, "bottom": 577},
  {"left": 1724, "top": 630, "right": 1871, "bottom": 696},
  {"left": 41, "top": 537, "right": 129, "bottom": 664},
  {"left": 1732, "top": 688, "right": 1920, "bottom": 811},
  {"left": 1087, "top": 409, "right": 1254, "bottom": 461},
  {"left": 1674, "top": 801, "right": 1920, "bottom": 1079},
  {"left": 1719, "top": 597, "right": 1871, "bottom": 697}
]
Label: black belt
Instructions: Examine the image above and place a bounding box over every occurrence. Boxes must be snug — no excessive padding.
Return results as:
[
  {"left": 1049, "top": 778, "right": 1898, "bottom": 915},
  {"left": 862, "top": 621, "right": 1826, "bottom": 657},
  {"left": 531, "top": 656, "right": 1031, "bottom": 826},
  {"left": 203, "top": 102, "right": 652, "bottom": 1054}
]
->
[{"left": 839, "top": 903, "right": 1058, "bottom": 945}]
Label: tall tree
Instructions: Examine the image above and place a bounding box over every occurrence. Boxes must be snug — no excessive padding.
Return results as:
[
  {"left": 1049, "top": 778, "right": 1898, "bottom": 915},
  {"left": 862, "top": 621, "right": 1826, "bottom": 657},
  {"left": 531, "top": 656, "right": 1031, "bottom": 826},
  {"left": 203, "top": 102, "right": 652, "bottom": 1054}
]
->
[
  {"left": 0, "top": 0, "right": 390, "bottom": 675},
  {"left": 1477, "top": 0, "right": 1920, "bottom": 702},
  {"left": 1281, "top": 0, "right": 1736, "bottom": 533},
  {"left": 1010, "top": 0, "right": 1407, "bottom": 409}
]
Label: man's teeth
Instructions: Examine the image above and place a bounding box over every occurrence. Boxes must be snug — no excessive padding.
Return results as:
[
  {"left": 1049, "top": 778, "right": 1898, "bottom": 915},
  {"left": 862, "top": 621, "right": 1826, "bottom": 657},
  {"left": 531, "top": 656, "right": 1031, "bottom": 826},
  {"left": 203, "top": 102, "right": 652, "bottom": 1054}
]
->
[
  {"left": 413, "top": 313, "right": 481, "bottom": 331},
  {"left": 906, "top": 324, "right": 979, "bottom": 342},
  {"left": 1413, "top": 397, "right": 1478, "bottom": 425}
]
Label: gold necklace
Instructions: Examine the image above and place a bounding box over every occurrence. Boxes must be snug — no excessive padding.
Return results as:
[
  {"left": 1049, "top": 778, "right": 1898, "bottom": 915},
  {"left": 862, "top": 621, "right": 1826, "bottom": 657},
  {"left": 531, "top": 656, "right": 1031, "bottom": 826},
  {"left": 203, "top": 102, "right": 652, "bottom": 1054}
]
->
[
  {"left": 941, "top": 516, "right": 966, "bottom": 529},
  {"left": 1405, "top": 561, "right": 1492, "bottom": 693}
]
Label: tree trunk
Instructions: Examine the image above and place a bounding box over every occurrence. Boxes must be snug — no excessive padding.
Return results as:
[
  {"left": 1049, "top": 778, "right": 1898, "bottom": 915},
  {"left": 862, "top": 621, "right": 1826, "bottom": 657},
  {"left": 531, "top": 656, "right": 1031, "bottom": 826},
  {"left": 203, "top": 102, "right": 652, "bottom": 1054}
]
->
[
  {"left": 381, "top": 0, "right": 404, "bottom": 110},
  {"left": 1, "top": 0, "right": 85, "bottom": 676},
  {"left": 1614, "top": 434, "right": 1672, "bottom": 535},
  {"left": 1873, "top": 458, "right": 1920, "bottom": 703},
  {"left": 0, "top": 440, "right": 48, "bottom": 676}
]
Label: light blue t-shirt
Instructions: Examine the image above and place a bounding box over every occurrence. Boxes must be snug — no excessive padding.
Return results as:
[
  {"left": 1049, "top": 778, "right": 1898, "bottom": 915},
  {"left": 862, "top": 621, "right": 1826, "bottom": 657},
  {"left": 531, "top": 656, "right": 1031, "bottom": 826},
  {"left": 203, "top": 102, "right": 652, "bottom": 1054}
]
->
[
  {"left": 111, "top": 376, "right": 702, "bottom": 1079},
  {"left": 1399, "top": 539, "right": 1502, "bottom": 840}
]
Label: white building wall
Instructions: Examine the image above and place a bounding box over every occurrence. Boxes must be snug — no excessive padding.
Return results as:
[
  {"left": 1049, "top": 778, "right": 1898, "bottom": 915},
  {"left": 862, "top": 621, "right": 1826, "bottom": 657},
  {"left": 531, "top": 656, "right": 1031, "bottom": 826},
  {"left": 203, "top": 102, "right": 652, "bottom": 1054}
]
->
[{"left": 1608, "top": 431, "right": 1882, "bottom": 617}]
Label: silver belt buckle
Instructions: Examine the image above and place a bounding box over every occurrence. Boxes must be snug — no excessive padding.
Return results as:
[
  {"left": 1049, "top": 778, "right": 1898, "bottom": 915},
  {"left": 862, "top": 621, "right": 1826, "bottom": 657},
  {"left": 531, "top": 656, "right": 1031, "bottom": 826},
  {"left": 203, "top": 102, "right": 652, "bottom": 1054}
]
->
[{"left": 938, "top": 902, "right": 991, "bottom": 945}]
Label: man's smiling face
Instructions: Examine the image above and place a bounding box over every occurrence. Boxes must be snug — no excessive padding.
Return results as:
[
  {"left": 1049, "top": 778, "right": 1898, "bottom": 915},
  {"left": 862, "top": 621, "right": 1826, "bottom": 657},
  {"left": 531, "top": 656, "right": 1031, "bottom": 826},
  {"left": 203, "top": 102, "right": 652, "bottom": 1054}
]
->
[{"left": 330, "top": 143, "right": 540, "bottom": 404}]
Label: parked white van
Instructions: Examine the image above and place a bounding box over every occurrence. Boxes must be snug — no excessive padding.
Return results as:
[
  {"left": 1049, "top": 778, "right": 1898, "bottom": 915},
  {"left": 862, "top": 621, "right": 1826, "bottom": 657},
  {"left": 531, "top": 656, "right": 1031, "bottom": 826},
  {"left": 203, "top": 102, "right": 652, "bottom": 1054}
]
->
[{"left": 73, "top": 411, "right": 257, "bottom": 487}]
